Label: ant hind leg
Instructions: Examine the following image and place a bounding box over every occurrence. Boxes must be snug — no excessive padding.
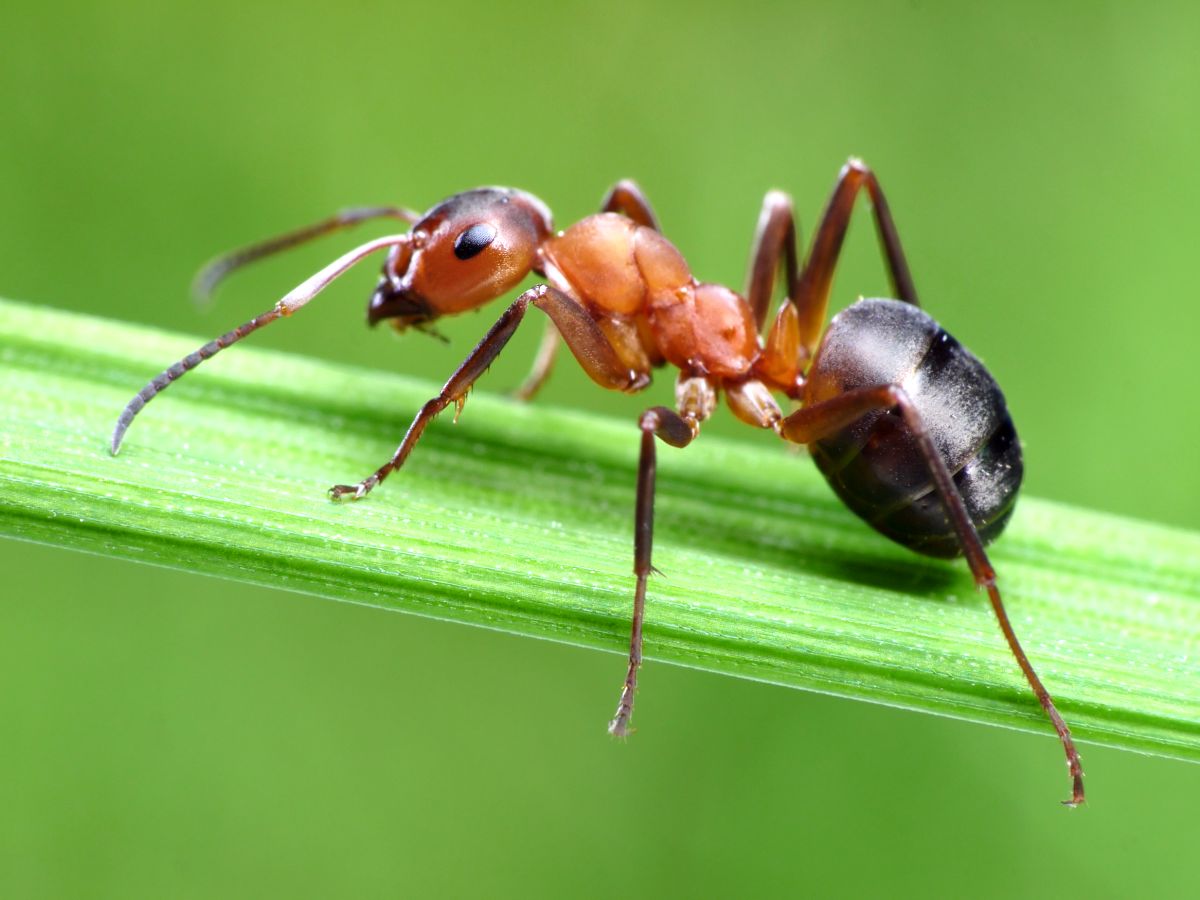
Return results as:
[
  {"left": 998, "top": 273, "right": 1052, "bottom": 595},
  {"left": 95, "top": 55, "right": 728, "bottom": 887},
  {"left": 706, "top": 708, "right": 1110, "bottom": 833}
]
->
[{"left": 779, "top": 384, "right": 1084, "bottom": 806}]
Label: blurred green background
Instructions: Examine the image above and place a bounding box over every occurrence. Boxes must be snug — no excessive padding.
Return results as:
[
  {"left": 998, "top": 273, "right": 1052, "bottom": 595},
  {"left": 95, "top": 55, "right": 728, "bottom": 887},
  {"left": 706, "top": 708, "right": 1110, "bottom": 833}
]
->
[{"left": 2, "top": 1, "right": 1198, "bottom": 896}]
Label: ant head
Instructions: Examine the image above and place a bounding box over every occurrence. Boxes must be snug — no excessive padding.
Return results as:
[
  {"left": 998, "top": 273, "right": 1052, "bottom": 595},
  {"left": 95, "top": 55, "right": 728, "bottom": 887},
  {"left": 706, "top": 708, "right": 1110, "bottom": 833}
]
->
[{"left": 369, "top": 188, "right": 553, "bottom": 330}]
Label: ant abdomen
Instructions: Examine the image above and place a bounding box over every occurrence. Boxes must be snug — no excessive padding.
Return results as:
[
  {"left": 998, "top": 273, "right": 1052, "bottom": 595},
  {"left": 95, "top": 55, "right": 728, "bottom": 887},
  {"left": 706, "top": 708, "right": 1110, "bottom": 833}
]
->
[{"left": 805, "top": 298, "right": 1023, "bottom": 558}]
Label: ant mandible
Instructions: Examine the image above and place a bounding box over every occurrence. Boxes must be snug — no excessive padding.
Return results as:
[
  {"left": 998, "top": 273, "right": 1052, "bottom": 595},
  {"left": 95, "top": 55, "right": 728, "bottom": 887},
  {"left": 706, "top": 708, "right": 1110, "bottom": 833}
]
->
[{"left": 111, "top": 160, "right": 1084, "bottom": 806}]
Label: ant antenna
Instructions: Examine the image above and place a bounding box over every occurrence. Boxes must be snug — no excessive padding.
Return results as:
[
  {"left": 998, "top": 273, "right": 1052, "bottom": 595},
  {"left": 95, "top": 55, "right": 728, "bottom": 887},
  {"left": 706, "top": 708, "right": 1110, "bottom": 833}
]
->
[
  {"left": 111, "top": 234, "right": 412, "bottom": 455},
  {"left": 192, "top": 206, "right": 419, "bottom": 304}
]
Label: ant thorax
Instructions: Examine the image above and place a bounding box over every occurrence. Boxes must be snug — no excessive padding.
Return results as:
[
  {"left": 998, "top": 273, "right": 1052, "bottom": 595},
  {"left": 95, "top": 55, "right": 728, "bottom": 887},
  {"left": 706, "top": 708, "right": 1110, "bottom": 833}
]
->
[{"left": 543, "top": 212, "right": 760, "bottom": 380}]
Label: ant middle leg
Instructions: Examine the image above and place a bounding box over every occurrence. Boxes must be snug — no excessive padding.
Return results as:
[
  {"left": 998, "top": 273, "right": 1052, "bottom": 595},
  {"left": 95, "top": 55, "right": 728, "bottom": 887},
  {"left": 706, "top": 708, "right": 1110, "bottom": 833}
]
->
[
  {"left": 746, "top": 191, "right": 801, "bottom": 331},
  {"left": 513, "top": 180, "right": 662, "bottom": 401},
  {"left": 609, "top": 374, "right": 713, "bottom": 737},
  {"left": 778, "top": 386, "right": 1085, "bottom": 807},
  {"left": 747, "top": 161, "right": 919, "bottom": 385},
  {"left": 331, "top": 285, "right": 649, "bottom": 501},
  {"left": 746, "top": 191, "right": 806, "bottom": 393}
]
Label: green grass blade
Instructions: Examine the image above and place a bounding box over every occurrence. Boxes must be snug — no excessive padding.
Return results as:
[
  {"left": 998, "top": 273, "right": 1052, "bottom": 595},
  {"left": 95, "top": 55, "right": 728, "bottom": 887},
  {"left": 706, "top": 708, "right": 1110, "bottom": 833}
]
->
[{"left": 1, "top": 297, "right": 1197, "bottom": 762}]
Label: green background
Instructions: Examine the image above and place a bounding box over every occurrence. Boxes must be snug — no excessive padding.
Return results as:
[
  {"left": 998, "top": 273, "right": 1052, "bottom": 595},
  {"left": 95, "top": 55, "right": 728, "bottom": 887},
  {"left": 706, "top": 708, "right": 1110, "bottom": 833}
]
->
[{"left": 2, "top": 1, "right": 1198, "bottom": 896}]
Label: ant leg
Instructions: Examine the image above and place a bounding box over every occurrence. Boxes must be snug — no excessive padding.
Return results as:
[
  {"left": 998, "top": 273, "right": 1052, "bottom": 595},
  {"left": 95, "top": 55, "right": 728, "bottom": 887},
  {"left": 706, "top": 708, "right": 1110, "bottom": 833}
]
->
[
  {"left": 609, "top": 384, "right": 710, "bottom": 737},
  {"left": 746, "top": 191, "right": 806, "bottom": 393},
  {"left": 600, "top": 179, "right": 661, "bottom": 230},
  {"left": 331, "top": 285, "right": 649, "bottom": 501},
  {"left": 193, "top": 205, "right": 420, "bottom": 301},
  {"left": 793, "top": 159, "right": 920, "bottom": 354},
  {"left": 779, "top": 386, "right": 1085, "bottom": 807},
  {"left": 511, "top": 320, "right": 561, "bottom": 401},
  {"left": 746, "top": 190, "right": 801, "bottom": 332},
  {"left": 513, "top": 181, "right": 662, "bottom": 401}
]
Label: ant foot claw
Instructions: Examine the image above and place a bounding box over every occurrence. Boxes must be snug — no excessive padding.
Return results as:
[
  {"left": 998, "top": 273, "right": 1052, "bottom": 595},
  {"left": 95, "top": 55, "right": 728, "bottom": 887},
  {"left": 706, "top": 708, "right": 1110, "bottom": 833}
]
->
[
  {"left": 329, "top": 477, "right": 376, "bottom": 502},
  {"left": 607, "top": 711, "right": 634, "bottom": 739}
]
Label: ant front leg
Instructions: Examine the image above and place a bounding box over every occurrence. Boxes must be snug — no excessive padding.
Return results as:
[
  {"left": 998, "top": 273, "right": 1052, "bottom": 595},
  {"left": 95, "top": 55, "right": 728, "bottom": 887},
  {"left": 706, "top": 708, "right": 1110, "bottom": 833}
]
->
[
  {"left": 331, "top": 284, "right": 648, "bottom": 501},
  {"left": 513, "top": 180, "right": 661, "bottom": 401},
  {"left": 609, "top": 375, "right": 712, "bottom": 737},
  {"left": 779, "top": 386, "right": 1085, "bottom": 807},
  {"left": 600, "top": 179, "right": 661, "bottom": 230},
  {"left": 510, "top": 315, "right": 563, "bottom": 402}
]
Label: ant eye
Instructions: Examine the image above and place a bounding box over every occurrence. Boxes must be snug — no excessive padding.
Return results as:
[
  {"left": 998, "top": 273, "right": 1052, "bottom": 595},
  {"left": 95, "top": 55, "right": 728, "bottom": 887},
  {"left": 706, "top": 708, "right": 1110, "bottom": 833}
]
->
[{"left": 453, "top": 223, "right": 497, "bottom": 260}]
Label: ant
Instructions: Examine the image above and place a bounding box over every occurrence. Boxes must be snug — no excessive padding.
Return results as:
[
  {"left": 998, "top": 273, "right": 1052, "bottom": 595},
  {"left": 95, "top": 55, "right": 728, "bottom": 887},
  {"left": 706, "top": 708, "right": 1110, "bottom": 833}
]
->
[{"left": 111, "top": 160, "right": 1084, "bottom": 806}]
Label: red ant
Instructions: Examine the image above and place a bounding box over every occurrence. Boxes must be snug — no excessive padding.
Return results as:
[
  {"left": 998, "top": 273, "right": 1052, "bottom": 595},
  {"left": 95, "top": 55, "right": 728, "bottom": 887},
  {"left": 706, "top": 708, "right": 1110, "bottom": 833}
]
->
[{"left": 111, "top": 160, "right": 1084, "bottom": 806}]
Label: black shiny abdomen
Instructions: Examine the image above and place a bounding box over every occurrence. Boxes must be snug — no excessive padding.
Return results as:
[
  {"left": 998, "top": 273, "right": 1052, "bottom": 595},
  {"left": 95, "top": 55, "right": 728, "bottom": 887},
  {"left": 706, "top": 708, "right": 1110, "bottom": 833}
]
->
[{"left": 805, "top": 298, "right": 1023, "bottom": 558}]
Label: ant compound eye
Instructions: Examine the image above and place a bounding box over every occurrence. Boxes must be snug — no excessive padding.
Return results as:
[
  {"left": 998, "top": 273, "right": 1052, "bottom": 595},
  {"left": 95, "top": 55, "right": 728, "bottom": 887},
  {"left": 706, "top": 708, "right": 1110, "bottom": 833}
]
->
[{"left": 453, "top": 223, "right": 498, "bottom": 260}]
